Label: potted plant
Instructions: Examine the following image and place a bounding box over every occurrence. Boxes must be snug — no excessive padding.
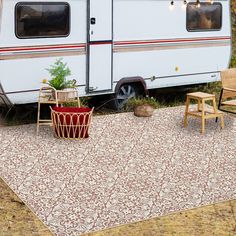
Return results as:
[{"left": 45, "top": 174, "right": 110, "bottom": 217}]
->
[
  {"left": 126, "top": 96, "right": 159, "bottom": 117},
  {"left": 43, "top": 58, "right": 78, "bottom": 100}
]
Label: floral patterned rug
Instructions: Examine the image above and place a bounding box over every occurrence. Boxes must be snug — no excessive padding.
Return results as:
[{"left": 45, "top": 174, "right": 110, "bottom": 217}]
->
[{"left": 0, "top": 106, "right": 235, "bottom": 236}]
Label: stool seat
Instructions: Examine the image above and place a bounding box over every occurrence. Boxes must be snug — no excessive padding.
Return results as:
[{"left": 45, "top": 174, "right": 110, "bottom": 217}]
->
[
  {"left": 187, "top": 92, "right": 215, "bottom": 99},
  {"left": 184, "top": 92, "right": 224, "bottom": 134}
]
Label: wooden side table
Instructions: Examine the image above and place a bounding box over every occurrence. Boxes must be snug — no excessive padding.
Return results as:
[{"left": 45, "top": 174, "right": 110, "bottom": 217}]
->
[{"left": 184, "top": 92, "right": 224, "bottom": 134}]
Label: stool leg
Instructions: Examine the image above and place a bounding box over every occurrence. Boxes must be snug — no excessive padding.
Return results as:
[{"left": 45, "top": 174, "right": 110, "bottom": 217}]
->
[
  {"left": 184, "top": 97, "right": 190, "bottom": 127},
  {"left": 201, "top": 99, "right": 205, "bottom": 134}
]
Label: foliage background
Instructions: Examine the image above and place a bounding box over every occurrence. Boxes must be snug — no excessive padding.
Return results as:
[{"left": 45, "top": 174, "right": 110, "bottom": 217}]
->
[{"left": 231, "top": 0, "right": 236, "bottom": 66}]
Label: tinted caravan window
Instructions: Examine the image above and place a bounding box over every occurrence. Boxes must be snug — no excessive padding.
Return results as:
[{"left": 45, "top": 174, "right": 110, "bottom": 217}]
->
[
  {"left": 16, "top": 2, "right": 70, "bottom": 38},
  {"left": 187, "top": 2, "right": 222, "bottom": 31}
]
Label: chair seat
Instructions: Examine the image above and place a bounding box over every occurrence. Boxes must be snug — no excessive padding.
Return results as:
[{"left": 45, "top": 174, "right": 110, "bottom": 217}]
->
[
  {"left": 218, "top": 69, "right": 236, "bottom": 115},
  {"left": 221, "top": 99, "right": 236, "bottom": 106}
]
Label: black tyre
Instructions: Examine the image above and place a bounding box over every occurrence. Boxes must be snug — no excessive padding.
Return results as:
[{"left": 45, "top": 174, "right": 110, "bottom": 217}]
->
[{"left": 113, "top": 83, "right": 139, "bottom": 110}]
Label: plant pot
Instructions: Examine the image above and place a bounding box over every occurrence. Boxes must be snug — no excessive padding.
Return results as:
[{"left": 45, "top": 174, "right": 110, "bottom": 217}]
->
[
  {"left": 51, "top": 106, "right": 94, "bottom": 139},
  {"left": 134, "top": 104, "right": 154, "bottom": 117},
  {"left": 56, "top": 88, "right": 77, "bottom": 101}
]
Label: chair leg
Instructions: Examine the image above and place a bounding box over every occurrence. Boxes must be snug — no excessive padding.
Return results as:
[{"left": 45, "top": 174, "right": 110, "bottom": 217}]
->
[
  {"left": 216, "top": 89, "right": 223, "bottom": 123},
  {"left": 220, "top": 115, "right": 225, "bottom": 129}
]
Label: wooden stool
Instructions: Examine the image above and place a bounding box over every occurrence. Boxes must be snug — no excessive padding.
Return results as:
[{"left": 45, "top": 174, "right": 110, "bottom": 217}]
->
[{"left": 184, "top": 92, "right": 224, "bottom": 134}]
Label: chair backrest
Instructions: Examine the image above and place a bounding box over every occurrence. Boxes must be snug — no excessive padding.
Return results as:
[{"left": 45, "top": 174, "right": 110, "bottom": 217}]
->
[{"left": 220, "top": 68, "right": 236, "bottom": 89}]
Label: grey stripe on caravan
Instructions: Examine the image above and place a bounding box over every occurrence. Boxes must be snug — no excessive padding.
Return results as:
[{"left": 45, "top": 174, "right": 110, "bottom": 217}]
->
[
  {"left": 5, "top": 85, "right": 86, "bottom": 95},
  {"left": 0, "top": 48, "right": 86, "bottom": 60},
  {"left": 0, "top": 40, "right": 230, "bottom": 60},
  {"left": 113, "top": 70, "right": 220, "bottom": 83},
  {"left": 113, "top": 41, "right": 230, "bottom": 53}
]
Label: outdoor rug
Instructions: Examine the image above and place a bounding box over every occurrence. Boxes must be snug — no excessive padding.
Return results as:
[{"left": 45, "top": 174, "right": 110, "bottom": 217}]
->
[{"left": 0, "top": 106, "right": 236, "bottom": 235}]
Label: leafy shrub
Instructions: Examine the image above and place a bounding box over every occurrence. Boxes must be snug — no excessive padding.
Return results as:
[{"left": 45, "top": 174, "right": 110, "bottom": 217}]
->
[
  {"left": 46, "top": 58, "right": 77, "bottom": 90},
  {"left": 230, "top": 54, "right": 236, "bottom": 68},
  {"left": 125, "top": 96, "right": 159, "bottom": 111}
]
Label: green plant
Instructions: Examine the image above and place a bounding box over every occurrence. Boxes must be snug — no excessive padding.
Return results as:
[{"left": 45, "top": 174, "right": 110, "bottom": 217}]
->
[
  {"left": 230, "top": 54, "right": 236, "bottom": 68},
  {"left": 125, "top": 96, "right": 159, "bottom": 111},
  {"left": 46, "top": 58, "right": 77, "bottom": 90},
  {"left": 62, "top": 97, "right": 90, "bottom": 108}
]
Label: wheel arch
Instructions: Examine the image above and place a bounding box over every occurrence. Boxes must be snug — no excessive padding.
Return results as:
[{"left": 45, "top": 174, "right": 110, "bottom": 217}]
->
[{"left": 114, "top": 76, "right": 148, "bottom": 95}]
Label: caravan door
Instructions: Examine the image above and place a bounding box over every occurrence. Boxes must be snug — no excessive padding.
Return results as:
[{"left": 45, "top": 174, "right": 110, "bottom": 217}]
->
[{"left": 87, "top": 0, "right": 112, "bottom": 93}]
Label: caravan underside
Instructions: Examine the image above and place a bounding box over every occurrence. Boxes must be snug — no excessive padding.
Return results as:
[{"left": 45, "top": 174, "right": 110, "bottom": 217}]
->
[{"left": 0, "top": 0, "right": 232, "bottom": 106}]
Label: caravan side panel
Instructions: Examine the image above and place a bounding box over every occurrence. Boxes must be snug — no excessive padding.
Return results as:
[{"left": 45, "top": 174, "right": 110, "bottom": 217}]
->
[
  {"left": 0, "top": 0, "right": 87, "bottom": 104},
  {"left": 113, "top": 0, "right": 231, "bottom": 89}
]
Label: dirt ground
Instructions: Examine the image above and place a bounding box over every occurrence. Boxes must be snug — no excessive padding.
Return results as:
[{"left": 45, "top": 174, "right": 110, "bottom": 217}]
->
[
  {"left": 0, "top": 178, "right": 52, "bottom": 236},
  {"left": 0, "top": 178, "right": 235, "bottom": 236},
  {"left": 84, "top": 200, "right": 236, "bottom": 236}
]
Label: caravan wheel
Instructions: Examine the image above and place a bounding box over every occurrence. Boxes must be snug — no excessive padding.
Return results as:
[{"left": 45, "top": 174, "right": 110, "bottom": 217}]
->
[{"left": 115, "top": 84, "right": 137, "bottom": 110}]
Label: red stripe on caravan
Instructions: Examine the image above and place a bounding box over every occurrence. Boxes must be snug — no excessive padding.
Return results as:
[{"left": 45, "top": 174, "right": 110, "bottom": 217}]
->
[
  {"left": 89, "top": 41, "right": 113, "bottom": 45},
  {"left": 114, "top": 36, "right": 231, "bottom": 46},
  {"left": 0, "top": 44, "right": 86, "bottom": 53},
  {"left": 0, "top": 37, "right": 230, "bottom": 53}
]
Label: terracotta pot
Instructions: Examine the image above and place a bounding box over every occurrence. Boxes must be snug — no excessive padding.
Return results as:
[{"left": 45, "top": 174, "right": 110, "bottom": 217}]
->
[{"left": 134, "top": 104, "right": 154, "bottom": 117}]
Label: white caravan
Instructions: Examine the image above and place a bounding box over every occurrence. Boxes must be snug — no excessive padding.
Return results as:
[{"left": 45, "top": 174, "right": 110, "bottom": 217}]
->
[{"left": 0, "top": 0, "right": 232, "bottom": 108}]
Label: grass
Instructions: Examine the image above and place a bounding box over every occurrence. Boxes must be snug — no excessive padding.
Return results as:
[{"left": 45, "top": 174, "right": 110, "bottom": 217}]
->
[
  {"left": 0, "top": 82, "right": 227, "bottom": 125},
  {"left": 147, "top": 82, "right": 223, "bottom": 109},
  {"left": 125, "top": 96, "right": 159, "bottom": 110}
]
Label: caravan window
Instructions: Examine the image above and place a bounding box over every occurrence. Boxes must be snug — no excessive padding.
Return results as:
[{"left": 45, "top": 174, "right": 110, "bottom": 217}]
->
[
  {"left": 187, "top": 2, "right": 222, "bottom": 31},
  {"left": 15, "top": 2, "right": 70, "bottom": 38}
]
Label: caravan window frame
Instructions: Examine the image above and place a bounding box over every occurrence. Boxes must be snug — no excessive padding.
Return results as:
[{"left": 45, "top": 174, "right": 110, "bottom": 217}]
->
[
  {"left": 15, "top": 1, "right": 71, "bottom": 39},
  {"left": 186, "top": 2, "right": 222, "bottom": 32}
]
